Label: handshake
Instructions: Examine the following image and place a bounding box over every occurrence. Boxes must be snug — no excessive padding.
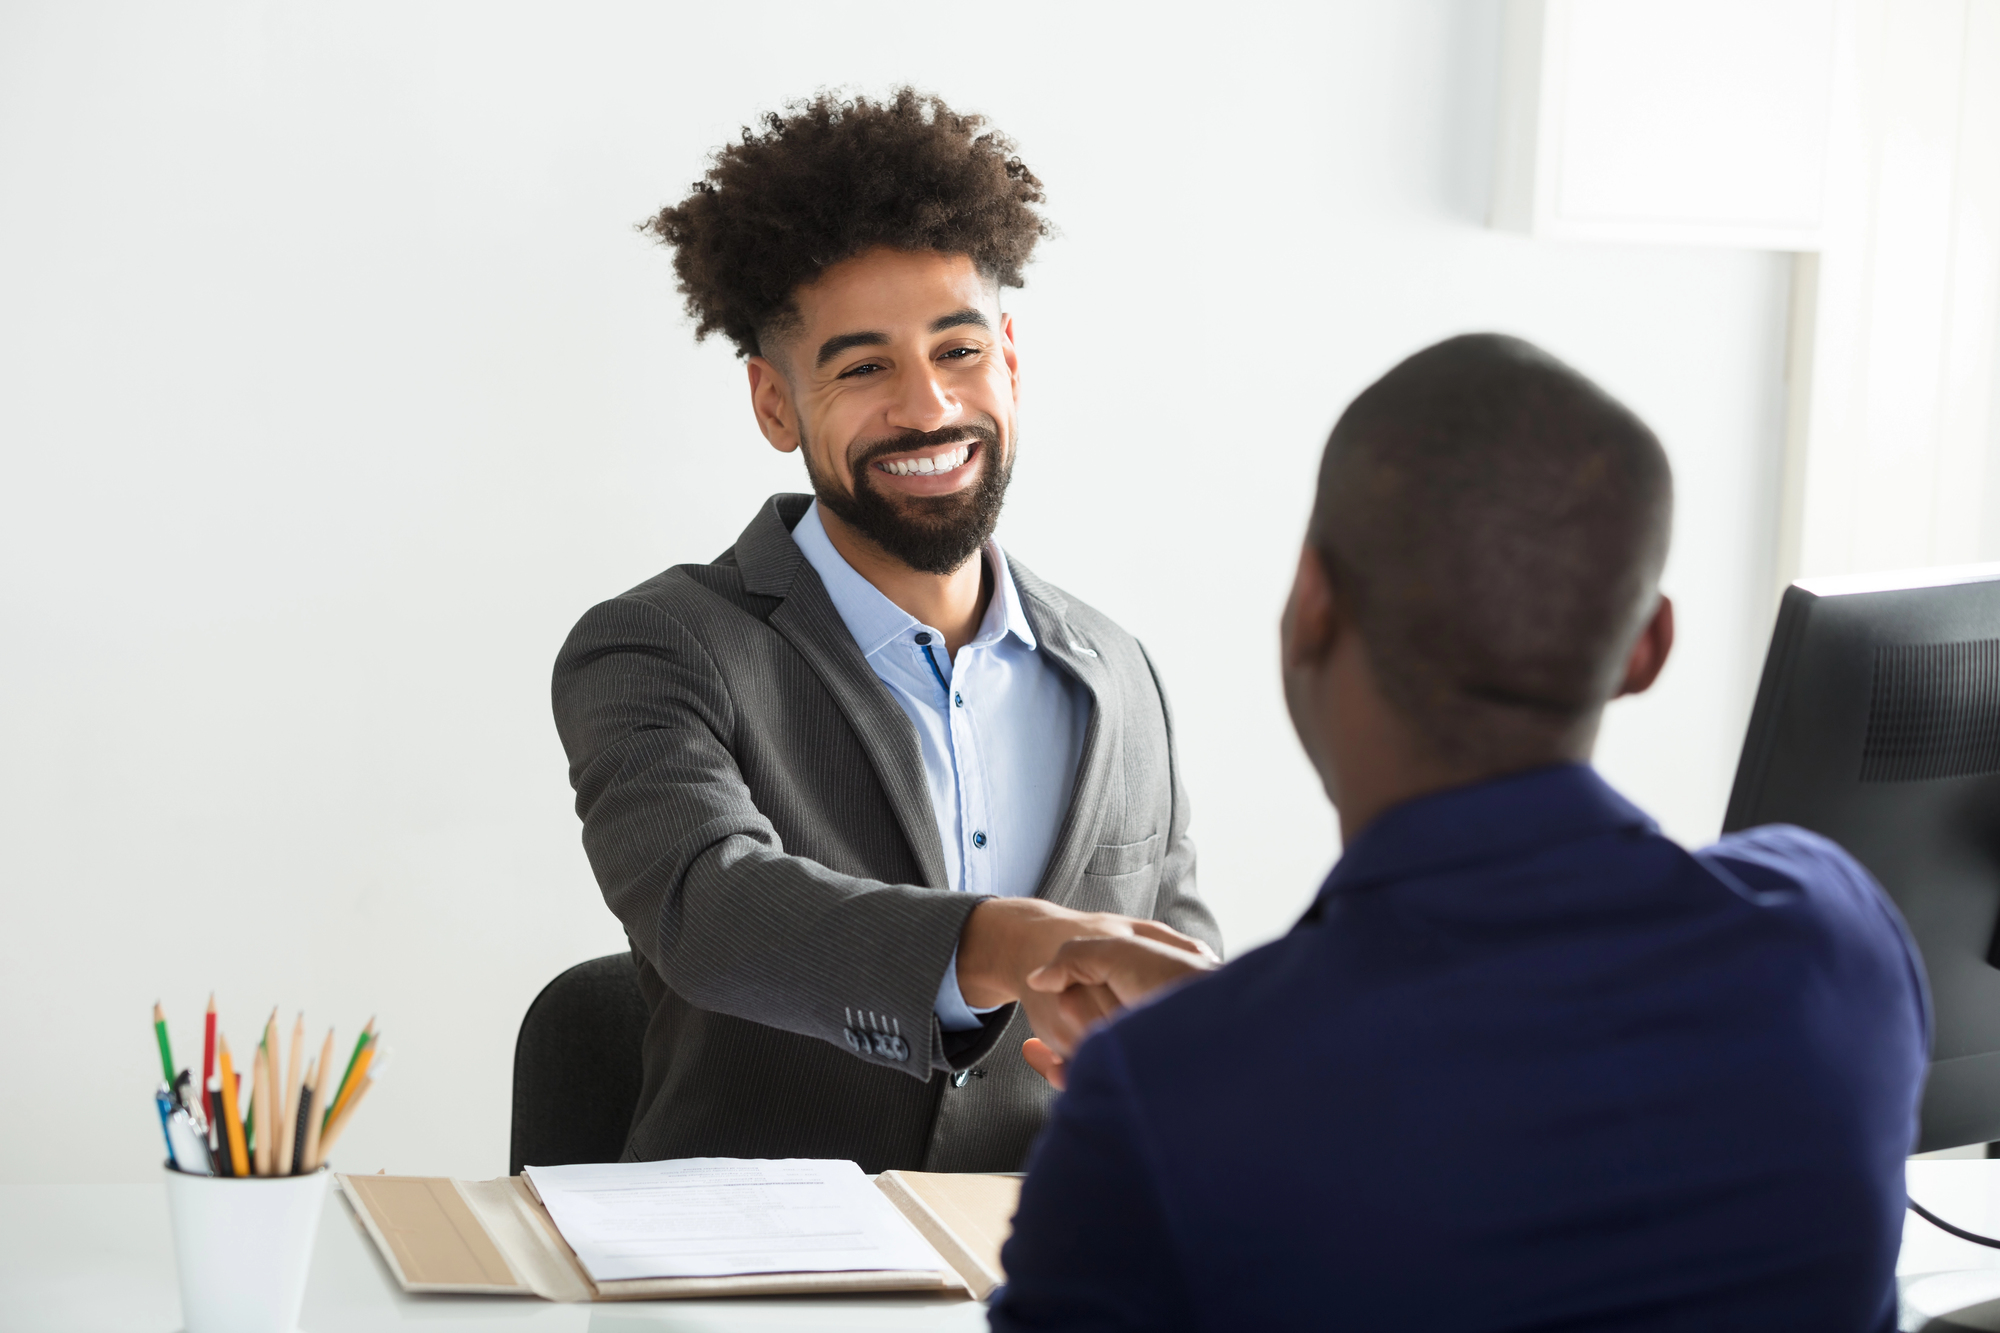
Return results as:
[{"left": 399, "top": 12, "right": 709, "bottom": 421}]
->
[{"left": 953, "top": 899, "right": 1219, "bottom": 1089}]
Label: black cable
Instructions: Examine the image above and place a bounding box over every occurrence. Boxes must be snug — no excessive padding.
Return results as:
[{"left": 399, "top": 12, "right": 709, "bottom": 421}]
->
[{"left": 1910, "top": 1198, "right": 2000, "bottom": 1249}]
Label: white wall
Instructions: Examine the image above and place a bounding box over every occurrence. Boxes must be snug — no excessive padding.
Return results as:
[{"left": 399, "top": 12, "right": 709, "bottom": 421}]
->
[
  {"left": 0, "top": 0, "right": 1790, "bottom": 1184},
  {"left": 1781, "top": 0, "right": 2000, "bottom": 585}
]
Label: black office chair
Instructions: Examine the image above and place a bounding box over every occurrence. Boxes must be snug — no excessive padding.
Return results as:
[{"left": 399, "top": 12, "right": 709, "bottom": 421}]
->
[{"left": 510, "top": 952, "right": 648, "bottom": 1176}]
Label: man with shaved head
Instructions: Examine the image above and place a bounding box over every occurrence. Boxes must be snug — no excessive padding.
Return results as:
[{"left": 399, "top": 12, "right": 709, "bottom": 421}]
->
[{"left": 995, "top": 335, "right": 1927, "bottom": 1331}]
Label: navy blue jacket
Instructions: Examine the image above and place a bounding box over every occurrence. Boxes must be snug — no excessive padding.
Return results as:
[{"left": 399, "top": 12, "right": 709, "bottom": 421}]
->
[{"left": 993, "top": 765, "right": 1928, "bottom": 1332}]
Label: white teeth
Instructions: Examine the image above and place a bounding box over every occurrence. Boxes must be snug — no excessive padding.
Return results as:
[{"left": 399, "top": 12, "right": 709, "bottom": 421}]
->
[{"left": 883, "top": 444, "right": 974, "bottom": 477}]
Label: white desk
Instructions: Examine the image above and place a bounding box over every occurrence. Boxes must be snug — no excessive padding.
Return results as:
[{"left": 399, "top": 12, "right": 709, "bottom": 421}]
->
[
  {"left": 13, "top": 1165, "right": 2000, "bottom": 1331},
  {"left": 1902, "top": 1161, "right": 2000, "bottom": 1330},
  {"left": 0, "top": 1181, "right": 990, "bottom": 1333}
]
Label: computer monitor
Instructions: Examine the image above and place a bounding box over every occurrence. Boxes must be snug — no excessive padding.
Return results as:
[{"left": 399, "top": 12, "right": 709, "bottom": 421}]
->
[{"left": 1723, "top": 564, "right": 2000, "bottom": 1152}]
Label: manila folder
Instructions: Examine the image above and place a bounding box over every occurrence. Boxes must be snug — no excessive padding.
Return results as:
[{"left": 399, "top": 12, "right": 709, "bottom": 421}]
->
[
  {"left": 874, "top": 1170, "right": 1021, "bottom": 1300},
  {"left": 338, "top": 1170, "right": 1017, "bottom": 1302}
]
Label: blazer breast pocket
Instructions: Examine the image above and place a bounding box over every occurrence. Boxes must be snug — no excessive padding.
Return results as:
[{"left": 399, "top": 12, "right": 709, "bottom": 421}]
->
[
  {"left": 1084, "top": 833, "right": 1163, "bottom": 878},
  {"left": 1070, "top": 833, "right": 1165, "bottom": 915}
]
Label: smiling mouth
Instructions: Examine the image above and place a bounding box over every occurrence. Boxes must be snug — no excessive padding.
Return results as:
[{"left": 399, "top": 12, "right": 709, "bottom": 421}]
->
[{"left": 874, "top": 442, "right": 975, "bottom": 477}]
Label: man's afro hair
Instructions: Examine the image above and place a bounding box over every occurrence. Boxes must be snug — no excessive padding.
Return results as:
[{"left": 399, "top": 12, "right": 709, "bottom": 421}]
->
[{"left": 642, "top": 88, "right": 1051, "bottom": 358}]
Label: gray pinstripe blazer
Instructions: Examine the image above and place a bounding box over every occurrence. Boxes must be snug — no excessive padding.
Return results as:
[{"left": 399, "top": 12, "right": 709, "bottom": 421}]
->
[{"left": 552, "top": 493, "right": 1220, "bottom": 1172}]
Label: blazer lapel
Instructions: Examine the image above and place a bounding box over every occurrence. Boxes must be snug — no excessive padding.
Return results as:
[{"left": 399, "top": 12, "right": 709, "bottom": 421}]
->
[
  {"left": 733, "top": 495, "right": 951, "bottom": 891},
  {"left": 1013, "top": 559, "right": 1123, "bottom": 906}
]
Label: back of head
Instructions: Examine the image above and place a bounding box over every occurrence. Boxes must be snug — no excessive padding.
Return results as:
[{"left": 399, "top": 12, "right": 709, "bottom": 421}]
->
[{"left": 1309, "top": 334, "right": 1673, "bottom": 772}]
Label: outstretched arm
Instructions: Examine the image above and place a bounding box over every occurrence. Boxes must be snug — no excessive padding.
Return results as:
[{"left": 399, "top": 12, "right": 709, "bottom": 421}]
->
[
  {"left": 556, "top": 595, "right": 998, "bottom": 1076},
  {"left": 555, "top": 594, "right": 1205, "bottom": 1077}
]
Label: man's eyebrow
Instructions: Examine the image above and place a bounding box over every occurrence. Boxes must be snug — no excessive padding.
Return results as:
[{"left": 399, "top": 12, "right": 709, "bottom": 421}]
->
[
  {"left": 929, "top": 308, "right": 990, "bottom": 334},
  {"left": 815, "top": 330, "right": 888, "bottom": 368},
  {"left": 814, "top": 311, "right": 991, "bottom": 368}
]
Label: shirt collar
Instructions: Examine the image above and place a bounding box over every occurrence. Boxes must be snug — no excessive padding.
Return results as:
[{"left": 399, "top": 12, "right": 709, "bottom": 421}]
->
[
  {"left": 790, "top": 500, "right": 1036, "bottom": 659},
  {"left": 1315, "top": 763, "right": 1657, "bottom": 905}
]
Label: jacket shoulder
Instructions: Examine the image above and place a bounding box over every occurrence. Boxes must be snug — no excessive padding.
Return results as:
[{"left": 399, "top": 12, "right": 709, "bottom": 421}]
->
[
  {"left": 578, "top": 548, "right": 769, "bottom": 629},
  {"left": 567, "top": 492, "right": 810, "bottom": 642},
  {"left": 554, "top": 549, "right": 783, "bottom": 685},
  {"left": 1008, "top": 558, "right": 1144, "bottom": 657}
]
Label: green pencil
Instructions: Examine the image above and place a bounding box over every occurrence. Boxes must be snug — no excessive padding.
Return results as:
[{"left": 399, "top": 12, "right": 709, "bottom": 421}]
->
[
  {"left": 152, "top": 1002, "right": 175, "bottom": 1087},
  {"left": 325, "top": 1021, "right": 374, "bottom": 1130}
]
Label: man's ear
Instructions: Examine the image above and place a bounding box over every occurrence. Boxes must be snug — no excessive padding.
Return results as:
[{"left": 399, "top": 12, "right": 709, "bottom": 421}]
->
[
  {"left": 1614, "top": 595, "right": 1675, "bottom": 698},
  {"left": 746, "top": 355, "right": 799, "bottom": 454},
  {"left": 1281, "top": 544, "right": 1341, "bottom": 675},
  {"left": 1000, "top": 311, "right": 1020, "bottom": 407}
]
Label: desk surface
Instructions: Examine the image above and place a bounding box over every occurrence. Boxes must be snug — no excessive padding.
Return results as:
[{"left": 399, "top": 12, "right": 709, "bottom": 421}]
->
[
  {"left": 0, "top": 1181, "right": 991, "bottom": 1333},
  {"left": 16, "top": 1164, "right": 2000, "bottom": 1331}
]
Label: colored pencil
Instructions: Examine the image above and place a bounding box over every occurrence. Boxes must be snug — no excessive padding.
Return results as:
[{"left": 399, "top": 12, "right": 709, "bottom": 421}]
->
[
  {"left": 315, "top": 1077, "right": 373, "bottom": 1163},
  {"left": 324, "top": 1019, "right": 374, "bottom": 1129},
  {"left": 324, "top": 1031, "right": 376, "bottom": 1131},
  {"left": 201, "top": 994, "right": 216, "bottom": 1093},
  {"left": 241, "top": 1069, "right": 254, "bottom": 1156},
  {"left": 152, "top": 1003, "right": 175, "bottom": 1087},
  {"left": 151, "top": 1003, "right": 379, "bottom": 1178},
  {"left": 252, "top": 1046, "right": 273, "bottom": 1176},
  {"left": 277, "top": 1012, "right": 303, "bottom": 1178},
  {"left": 291, "top": 1060, "right": 316, "bottom": 1175},
  {"left": 207, "top": 1080, "right": 232, "bottom": 1176},
  {"left": 246, "top": 1011, "right": 271, "bottom": 1154},
  {"left": 217, "top": 1039, "right": 248, "bottom": 1178},
  {"left": 260, "top": 1010, "right": 279, "bottom": 1168},
  {"left": 301, "top": 1029, "right": 334, "bottom": 1172}
]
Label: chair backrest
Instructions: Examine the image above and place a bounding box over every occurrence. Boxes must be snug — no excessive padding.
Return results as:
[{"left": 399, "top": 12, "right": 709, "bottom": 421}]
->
[{"left": 510, "top": 952, "right": 648, "bottom": 1176}]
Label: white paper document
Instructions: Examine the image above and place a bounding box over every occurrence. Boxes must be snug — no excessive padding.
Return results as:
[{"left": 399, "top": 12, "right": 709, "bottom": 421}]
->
[{"left": 522, "top": 1158, "right": 948, "bottom": 1282}]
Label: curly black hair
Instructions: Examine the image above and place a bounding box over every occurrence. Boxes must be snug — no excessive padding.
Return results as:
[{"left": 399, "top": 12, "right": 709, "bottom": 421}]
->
[{"left": 642, "top": 88, "right": 1051, "bottom": 359}]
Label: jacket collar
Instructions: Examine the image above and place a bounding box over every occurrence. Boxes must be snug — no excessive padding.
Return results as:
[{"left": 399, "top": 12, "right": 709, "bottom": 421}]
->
[
  {"left": 1316, "top": 763, "right": 1655, "bottom": 906},
  {"left": 1012, "top": 567, "right": 1117, "bottom": 904},
  {"left": 732, "top": 494, "right": 950, "bottom": 889},
  {"left": 734, "top": 493, "right": 815, "bottom": 599},
  {"left": 725, "top": 494, "right": 1118, "bottom": 907},
  {"left": 789, "top": 500, "right": 1038, "bottom": 660}
]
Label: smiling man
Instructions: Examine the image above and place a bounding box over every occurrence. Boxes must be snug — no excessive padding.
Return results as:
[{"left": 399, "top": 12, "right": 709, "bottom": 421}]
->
[{"left": 550, "top": 90, "right": 1219, "bottom": 1171}]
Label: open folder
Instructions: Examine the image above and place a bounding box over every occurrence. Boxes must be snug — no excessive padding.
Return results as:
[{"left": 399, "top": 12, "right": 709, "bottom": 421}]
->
[{"left": 338, "top": 1163, "right": 1020, "bottom": 1302}]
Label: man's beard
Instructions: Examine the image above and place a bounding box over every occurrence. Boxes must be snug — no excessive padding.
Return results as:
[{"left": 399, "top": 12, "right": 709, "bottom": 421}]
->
[{"left": 805, "top": 422, "right": 1013, "bottom": 576}]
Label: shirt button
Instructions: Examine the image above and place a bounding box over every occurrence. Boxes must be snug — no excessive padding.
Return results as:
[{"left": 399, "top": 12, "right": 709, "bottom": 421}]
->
[
  {"left": 914, "top": 631, "right": 932, "bottom": 645},
  {"left": 953, "top": 692, "right": 963, "bottom": 707},
  {"left": 972, "top": 830, "right": 987, "bottom": 849}
]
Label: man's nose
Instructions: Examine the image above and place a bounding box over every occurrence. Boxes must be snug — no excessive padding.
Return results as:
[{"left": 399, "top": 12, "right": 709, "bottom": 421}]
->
[{"left": 884, "top": 359, "right": 958, "bottom": 432}]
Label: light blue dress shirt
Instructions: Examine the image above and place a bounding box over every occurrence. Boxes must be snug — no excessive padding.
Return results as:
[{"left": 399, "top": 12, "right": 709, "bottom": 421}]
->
[{"left": 791, "top": 501, "right": 1088, "bottom": 1032}]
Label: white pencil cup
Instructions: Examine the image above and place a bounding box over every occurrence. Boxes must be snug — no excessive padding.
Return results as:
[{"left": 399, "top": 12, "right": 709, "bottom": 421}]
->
[{"left": 163, "top": 1164, "right": 330, "bottom": 1333}]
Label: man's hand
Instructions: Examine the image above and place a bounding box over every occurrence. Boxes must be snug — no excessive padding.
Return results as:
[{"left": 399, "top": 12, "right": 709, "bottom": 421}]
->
[
  {"left": 954, "top": 899, "right": 1209, "bottom": 1061},
  {"left": 1017, "top": 935, "right": 1221, "bottom": 1089},
  {"left": 1021, "top": 1036, "right": 1070, "bottom": 1090},
  {"left": 1028, "top": 933, "right": 1220, "bottom": 1008}
]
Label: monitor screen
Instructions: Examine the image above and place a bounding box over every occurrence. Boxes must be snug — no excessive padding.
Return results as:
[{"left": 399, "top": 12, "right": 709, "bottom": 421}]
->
[{"left": 1724, "top": 564, "right": 2000, "bottom": 1151}]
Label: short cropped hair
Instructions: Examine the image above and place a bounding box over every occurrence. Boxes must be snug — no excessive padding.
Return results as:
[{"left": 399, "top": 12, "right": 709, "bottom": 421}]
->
[
  {"left": 1309, "top": 334, "right": 1674, "bottom": 768},
  {"left": 642, "top": 88, "right": 1051, "bottom": 359}
]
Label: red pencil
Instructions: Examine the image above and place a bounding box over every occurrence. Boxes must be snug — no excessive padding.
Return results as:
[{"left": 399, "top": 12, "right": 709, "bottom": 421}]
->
[{"left": 202, "top": 994, "right": 217, "bottom": 1090}]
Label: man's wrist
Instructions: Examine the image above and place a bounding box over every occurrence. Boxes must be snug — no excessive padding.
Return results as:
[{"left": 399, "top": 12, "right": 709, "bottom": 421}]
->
[
  {"left": 956, "top": 898, "right": 1060, "bottom": 1008},
  {"left": 934, "top": 946, "right": 1007, "bottom": 1033}
]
